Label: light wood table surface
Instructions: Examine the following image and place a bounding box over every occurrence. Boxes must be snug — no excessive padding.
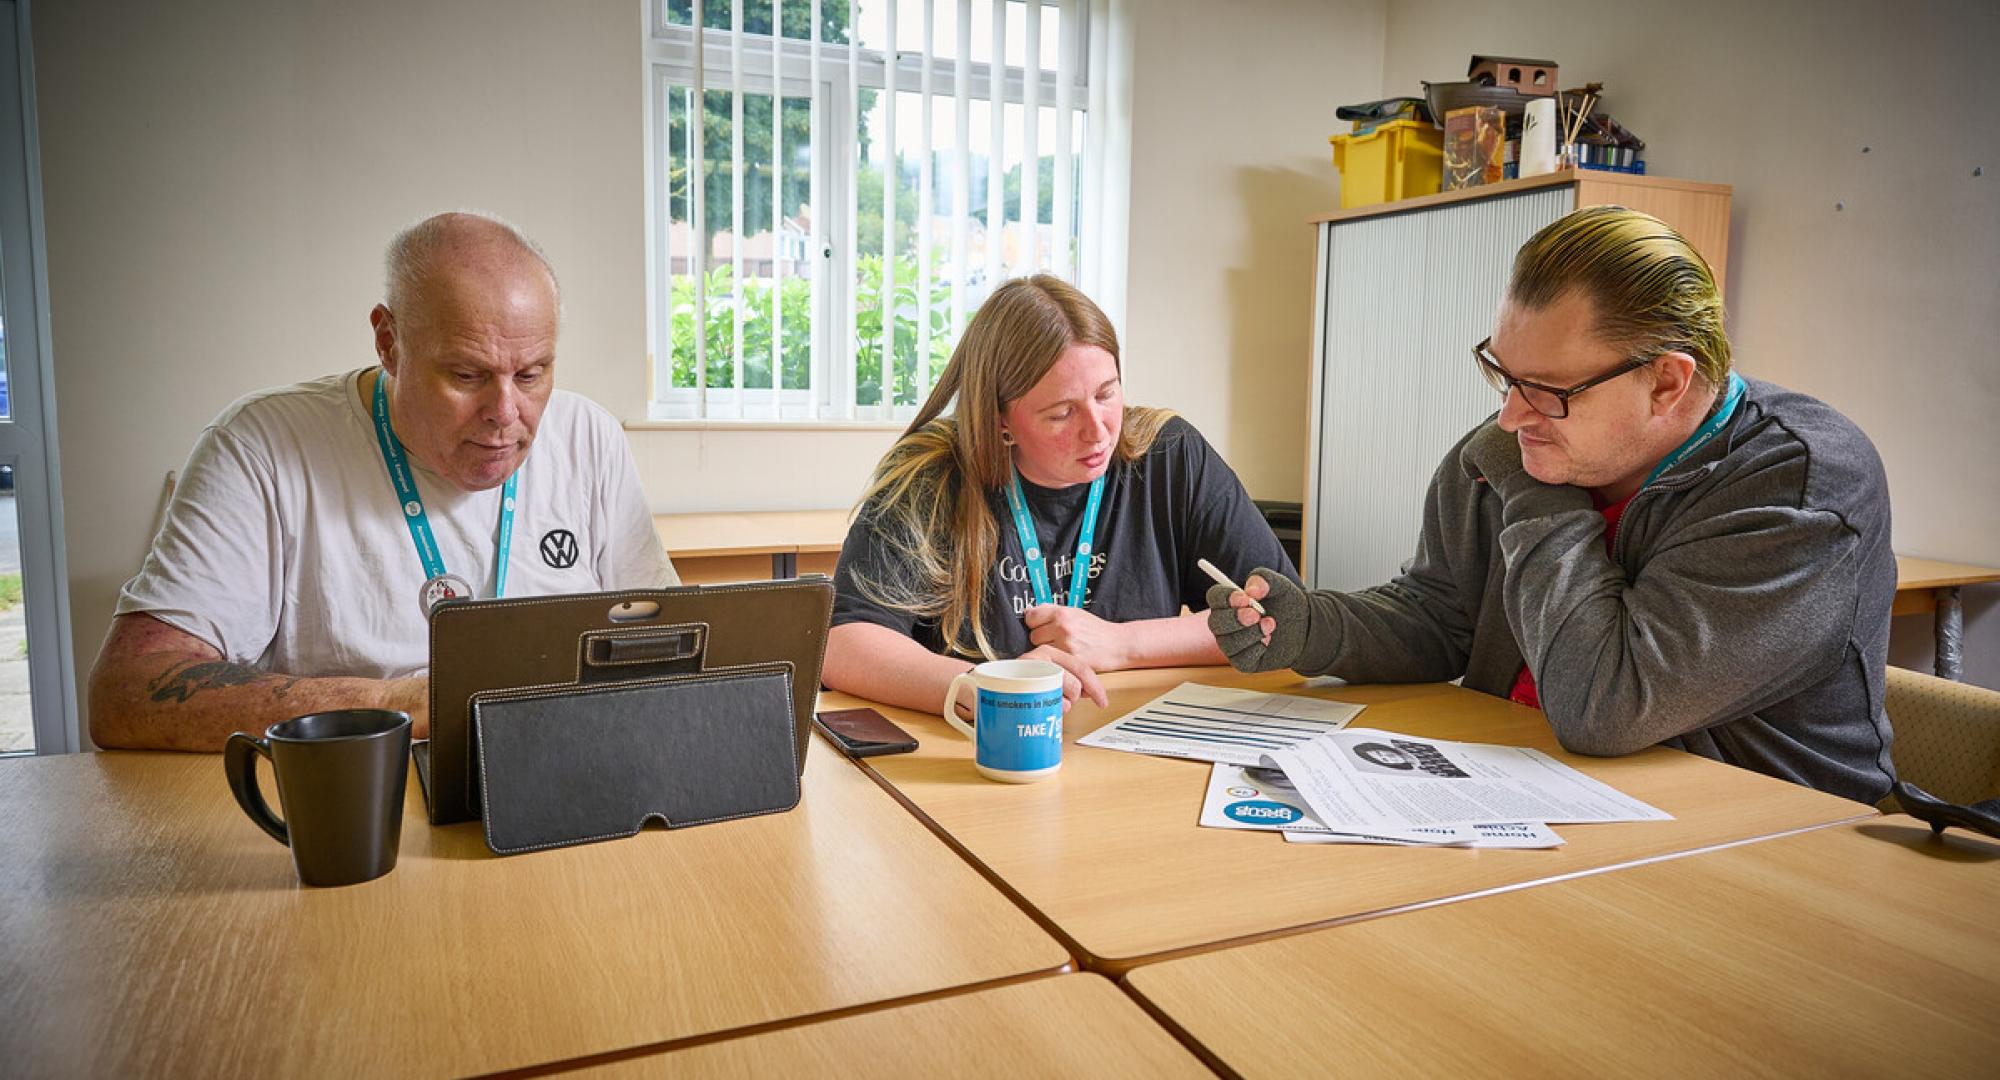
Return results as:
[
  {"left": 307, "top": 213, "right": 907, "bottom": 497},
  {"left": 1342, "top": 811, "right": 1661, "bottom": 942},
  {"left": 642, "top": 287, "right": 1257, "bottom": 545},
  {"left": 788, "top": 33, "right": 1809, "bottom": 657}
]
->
[
  {"left": 573, "top": 974, "right": 1210, "bottom": 1077},
  {"left": 0, "top": 746, "right": 1069, "bottom": 1077},
  {"left": 822, "top": 668, "right": 1877, "bottom": 975},
  {"left": 654, "top": 508, "right": 849, "bottom": 583},
  {"left": 1894, "top": 555, "right": 2000, "bottom": 680},
  {"left": 1126, "top": 816, "right": 2000, "bottom": 1078}
]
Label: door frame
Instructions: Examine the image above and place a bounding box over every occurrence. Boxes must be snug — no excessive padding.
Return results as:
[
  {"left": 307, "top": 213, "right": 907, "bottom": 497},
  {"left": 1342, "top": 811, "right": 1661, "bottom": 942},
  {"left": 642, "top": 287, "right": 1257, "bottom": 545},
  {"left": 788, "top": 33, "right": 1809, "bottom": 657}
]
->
[{"left": 0, "top": 0, "right": 79, "bottom": 754}]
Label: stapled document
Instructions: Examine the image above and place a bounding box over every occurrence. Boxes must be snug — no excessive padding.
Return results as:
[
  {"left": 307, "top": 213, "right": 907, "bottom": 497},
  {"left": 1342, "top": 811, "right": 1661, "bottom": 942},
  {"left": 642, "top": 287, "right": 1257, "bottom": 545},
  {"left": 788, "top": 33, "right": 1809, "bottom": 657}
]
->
[
  {"left": 1078, "top": 682, "right": 1365, "bottom": 766},
  {"left": 1264, "top": 727, "right": 1671, "bottom": 835}
]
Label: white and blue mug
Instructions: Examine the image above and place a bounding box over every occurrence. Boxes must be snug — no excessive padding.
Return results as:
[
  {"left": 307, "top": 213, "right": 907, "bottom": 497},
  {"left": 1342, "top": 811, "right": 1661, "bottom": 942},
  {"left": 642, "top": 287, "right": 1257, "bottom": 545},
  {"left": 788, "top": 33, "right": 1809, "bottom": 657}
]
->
[{"left": 943, "top": 659, "right": 1065, "bottom": 783}]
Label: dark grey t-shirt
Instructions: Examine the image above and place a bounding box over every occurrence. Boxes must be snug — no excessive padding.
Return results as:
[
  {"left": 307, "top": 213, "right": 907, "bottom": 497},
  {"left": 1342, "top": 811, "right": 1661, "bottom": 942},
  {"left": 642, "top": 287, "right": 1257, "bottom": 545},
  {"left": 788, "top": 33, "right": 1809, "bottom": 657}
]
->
[{"left": 833, "top": 417, "right": 1298, "bottom": 657}]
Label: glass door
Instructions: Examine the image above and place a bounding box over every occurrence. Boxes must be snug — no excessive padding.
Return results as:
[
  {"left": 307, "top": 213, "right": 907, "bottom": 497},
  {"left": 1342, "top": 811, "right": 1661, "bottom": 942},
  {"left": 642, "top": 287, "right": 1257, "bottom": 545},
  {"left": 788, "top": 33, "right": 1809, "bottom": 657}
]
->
[{"left": 0, "top": 0, "right": 76, "bottom": 755}]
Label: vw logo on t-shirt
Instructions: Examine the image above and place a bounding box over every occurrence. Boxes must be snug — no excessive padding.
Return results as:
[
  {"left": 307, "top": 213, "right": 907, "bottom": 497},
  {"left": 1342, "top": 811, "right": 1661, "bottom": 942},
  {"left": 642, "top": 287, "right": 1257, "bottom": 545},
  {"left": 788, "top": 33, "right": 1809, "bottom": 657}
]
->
[{"left": 540, "top": 529, "right": 579, "bottom": 569}]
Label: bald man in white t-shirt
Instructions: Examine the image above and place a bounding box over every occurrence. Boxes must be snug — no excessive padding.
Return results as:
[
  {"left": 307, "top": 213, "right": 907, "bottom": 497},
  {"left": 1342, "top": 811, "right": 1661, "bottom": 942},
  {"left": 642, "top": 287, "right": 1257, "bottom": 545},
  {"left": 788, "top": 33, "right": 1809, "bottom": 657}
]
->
[{"left": 88, "top": 213, "right": 677, "bottom": 751}]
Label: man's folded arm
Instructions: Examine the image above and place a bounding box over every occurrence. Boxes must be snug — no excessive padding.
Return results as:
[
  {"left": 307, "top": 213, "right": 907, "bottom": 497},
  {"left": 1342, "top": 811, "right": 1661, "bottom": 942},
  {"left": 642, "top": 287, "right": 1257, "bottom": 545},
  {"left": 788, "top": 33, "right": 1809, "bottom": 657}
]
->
[
  {"left": 87, "top": 612, "right": 428, "bottom": 752},
  {"left": 1507, "top": 502, "right": 1863, "bottom": 755}
]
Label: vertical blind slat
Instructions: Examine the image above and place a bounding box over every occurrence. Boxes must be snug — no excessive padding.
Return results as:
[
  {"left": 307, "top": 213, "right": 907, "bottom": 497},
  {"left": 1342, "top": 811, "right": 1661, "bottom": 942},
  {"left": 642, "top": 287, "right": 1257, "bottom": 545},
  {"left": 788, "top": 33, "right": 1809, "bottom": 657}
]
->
[
  {"left": 808, "top": 0, "right": 823, "bottom": 419},
  {"left": 881, "top": 0, "right": 898, "bottom": 410},
  {"left": 844, "top": 0, "right": 860, "bottom": 419},
  {"left": 1021, "top": 0, "right": 1040, "bottom": 275},
  {"left": 658, "top": 70, "right": 673, "bottom": 402},
  {"left": 985, "top": 0, "right": 1004, "bottom": 292},
  {"left": 731, "top": 1, "right": 746, "bottom": 418},
  {"left": 1053, "top": 0, "right": 1073, "bottom": 279},
  {"left": 770, "top": 0, "right": 784, "bottom": 415},
  {"left": 693, "top": 2, "right": 708, "bottom": 413},
  {"left": 917, "top": 0, "right": 935, "bottom": 400},
  {"left": 952, "top": 0, "right": 971, "bottom": 338}
]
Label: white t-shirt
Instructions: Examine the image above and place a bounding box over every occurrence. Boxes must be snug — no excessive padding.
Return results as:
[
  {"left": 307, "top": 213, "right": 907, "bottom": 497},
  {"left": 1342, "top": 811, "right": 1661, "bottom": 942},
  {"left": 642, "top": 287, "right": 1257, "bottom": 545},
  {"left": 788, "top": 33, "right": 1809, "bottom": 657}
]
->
[{"left": 117, "top": 368, "right": 678, "bottom": 679}]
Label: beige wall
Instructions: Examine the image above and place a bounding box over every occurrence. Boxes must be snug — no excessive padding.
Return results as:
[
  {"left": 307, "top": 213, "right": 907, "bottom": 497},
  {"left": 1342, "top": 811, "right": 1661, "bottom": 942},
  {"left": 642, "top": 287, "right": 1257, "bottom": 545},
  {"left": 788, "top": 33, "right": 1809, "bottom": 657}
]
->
[
  {"left": 1122, "top": 0, "right": 1386, "bottom": 500},
  {"left": 1379, "top": 0, "right": 2000, "bottom": 684}
]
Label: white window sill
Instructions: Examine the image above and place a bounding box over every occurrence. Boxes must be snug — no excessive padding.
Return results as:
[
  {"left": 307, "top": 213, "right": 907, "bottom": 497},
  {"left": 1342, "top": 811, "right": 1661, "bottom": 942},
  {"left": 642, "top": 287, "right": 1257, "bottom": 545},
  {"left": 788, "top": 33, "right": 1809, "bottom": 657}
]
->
[{"left": 623, "top": 418, "right": 907, "bottom": 433}]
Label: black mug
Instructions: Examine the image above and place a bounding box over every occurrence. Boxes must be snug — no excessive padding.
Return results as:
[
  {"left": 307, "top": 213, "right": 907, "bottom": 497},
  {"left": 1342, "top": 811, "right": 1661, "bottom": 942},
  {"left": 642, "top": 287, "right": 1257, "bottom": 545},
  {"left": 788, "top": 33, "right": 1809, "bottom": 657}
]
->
[{"left": 225, "top": 709, "right": 412, "bottom": 887}]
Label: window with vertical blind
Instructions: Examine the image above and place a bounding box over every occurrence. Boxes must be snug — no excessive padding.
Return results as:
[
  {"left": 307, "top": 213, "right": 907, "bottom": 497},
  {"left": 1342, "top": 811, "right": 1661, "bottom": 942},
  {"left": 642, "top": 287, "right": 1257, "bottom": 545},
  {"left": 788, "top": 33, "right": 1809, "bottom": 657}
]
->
[{"left": 642, "top": 0, "right": 1093, "bottom": 421}]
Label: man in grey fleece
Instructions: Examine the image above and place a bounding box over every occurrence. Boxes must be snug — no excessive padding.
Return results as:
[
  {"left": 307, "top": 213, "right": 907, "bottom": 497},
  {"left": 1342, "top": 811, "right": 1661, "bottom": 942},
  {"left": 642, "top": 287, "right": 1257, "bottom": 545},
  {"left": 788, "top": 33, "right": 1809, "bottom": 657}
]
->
[{"left": 1209, "top": 205, "right": 1896, "bottom": 804}]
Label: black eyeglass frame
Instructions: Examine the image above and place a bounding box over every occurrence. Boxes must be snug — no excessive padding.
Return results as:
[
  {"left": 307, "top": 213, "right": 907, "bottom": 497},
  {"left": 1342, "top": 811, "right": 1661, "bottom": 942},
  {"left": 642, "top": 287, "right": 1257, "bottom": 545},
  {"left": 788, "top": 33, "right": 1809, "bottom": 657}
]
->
[{"left": 1472, "top": 337, "right": 1656, "bottom": 420}]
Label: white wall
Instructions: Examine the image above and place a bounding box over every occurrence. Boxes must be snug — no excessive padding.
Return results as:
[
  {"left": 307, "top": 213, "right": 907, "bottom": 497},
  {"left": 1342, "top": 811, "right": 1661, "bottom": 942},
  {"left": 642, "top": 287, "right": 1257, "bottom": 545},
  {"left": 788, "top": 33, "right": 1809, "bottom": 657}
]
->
[
  {"left": 1122, "top": 0, "right": 1386, "bottom": 501},
  {"left": 1379, "top": 0, "right": 2000, "bottom": 685}
]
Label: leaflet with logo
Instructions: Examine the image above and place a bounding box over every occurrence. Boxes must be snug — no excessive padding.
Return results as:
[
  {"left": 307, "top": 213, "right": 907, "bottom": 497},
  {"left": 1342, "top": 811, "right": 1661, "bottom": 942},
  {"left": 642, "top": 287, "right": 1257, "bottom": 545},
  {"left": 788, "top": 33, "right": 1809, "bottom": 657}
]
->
[
  {"left": 1076, "top": 682, "right": 1365, "bottom": 766},
  {"left": 1264, "top": 727, "right": 1672, "bottom": 838},
  {"left": 1197, "top": 761, "right": 1563, "bottom": 848}
]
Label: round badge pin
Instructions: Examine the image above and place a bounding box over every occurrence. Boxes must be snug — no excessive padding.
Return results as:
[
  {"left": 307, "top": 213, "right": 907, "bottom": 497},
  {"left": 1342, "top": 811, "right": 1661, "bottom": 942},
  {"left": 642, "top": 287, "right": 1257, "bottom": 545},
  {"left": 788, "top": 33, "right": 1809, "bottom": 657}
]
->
[{"left": 419, "top": 572, "right": 474, "bottom": 616}]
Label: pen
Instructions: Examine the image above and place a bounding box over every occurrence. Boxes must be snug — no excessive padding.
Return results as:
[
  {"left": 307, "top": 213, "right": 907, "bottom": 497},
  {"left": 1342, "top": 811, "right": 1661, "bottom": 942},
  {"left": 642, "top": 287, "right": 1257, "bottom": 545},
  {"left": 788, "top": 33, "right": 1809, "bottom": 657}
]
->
[{"left": 1197, "top": 558, "right": 1267, "bottom": 616}]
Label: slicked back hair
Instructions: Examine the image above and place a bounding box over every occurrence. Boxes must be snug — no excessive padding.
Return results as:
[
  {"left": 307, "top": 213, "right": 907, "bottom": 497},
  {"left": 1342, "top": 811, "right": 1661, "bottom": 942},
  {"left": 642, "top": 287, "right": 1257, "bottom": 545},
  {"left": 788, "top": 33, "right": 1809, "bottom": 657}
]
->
[{"left": 1508, "top": 205, "right": 1730, "bottom": 388}]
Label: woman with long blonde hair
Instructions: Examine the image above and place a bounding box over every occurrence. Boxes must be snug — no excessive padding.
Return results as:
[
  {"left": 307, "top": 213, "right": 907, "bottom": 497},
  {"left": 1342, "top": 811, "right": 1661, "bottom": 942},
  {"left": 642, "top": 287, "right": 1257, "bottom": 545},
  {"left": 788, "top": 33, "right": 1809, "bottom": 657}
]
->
[{"left": 824, "top": 275, "right": 1296, "bottom": 717}]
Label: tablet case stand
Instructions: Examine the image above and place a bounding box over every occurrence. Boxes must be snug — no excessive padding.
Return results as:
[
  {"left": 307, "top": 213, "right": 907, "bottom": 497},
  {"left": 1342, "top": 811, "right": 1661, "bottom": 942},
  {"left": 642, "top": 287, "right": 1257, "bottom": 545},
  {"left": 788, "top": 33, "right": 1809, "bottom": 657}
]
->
[{"left": 415, "top": 578, "right": 835, "bottom": 855}]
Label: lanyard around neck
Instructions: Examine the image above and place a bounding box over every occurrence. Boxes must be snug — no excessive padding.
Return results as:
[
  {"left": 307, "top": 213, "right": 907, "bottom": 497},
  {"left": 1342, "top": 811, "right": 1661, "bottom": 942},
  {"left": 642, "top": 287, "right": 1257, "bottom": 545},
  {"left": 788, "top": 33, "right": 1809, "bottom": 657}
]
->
[
  {"left": 1642, "top": 372, "right": 1745, "bottom": 489},
  {"left": 1004, "top": 468, "right": 1105, "bottom": 609},
  {"left": 371, "top": 371, "right": 518, "bottom": 598}
]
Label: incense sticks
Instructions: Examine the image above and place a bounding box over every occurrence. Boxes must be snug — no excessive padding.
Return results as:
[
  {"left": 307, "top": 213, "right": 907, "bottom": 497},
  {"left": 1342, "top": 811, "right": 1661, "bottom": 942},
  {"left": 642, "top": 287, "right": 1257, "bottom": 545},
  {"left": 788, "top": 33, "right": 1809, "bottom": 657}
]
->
[{"left": 1562, "top": 81, "right": 1604, "bottom": 161}]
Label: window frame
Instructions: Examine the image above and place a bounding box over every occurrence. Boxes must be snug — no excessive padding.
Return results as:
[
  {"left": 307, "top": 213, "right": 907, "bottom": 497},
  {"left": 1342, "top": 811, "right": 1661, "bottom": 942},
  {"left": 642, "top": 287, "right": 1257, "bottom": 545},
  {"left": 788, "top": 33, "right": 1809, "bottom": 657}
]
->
[{"left": 642, "top": 1, "right": 1091, "bottom": 424}]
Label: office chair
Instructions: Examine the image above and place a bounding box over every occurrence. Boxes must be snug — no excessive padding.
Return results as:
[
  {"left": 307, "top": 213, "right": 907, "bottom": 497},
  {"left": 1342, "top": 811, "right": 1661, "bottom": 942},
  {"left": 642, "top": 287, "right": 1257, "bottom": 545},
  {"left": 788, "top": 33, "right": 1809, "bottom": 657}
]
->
[{"left": 1881, "top": 664, "right": 2000, "bottom": 837}]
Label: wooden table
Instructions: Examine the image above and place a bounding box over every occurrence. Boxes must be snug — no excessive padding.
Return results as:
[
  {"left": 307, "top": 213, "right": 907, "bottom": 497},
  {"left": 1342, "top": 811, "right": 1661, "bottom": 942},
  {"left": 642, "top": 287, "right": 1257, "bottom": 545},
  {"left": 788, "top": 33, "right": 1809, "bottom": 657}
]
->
[
  {"left": 654, "top": 508, "right": 849, "bottom": 584},
  {"left": 1126, "top": 816, "right": 2000, "bottom": 1078},
  {"left": 575, "top": 974, "right": 1210, "bottom": 1077},
  {"left": 1896, "top": 555, "right": 2000, "bottom": 680},
  {"left": 822, "top": 668, "right": 1876, "bottom": 975},
  {"left": 0, "top": 747, "right": 1069, "bottom": 1076}
]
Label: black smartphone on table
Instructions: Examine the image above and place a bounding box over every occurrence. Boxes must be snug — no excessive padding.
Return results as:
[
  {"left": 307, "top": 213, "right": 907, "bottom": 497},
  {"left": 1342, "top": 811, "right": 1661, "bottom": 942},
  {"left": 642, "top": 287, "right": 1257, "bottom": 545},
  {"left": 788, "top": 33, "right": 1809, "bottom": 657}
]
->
[{"left": 814, "top": 707, "right": 919, "bottom": 758}]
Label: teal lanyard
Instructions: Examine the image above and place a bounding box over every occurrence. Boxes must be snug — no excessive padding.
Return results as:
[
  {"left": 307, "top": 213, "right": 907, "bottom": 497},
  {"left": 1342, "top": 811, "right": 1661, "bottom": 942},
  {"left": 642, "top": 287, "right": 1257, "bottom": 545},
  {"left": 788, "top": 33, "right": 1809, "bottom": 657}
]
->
[
  {"left": 371, "top": 372, "right": 518, "bottom": 597},
  {"left": 1003, "top": 470, "right": 1105, "bottom": 608},
  {"left": 1642, "top": 373, "right": 1745, "bottom": 489}
]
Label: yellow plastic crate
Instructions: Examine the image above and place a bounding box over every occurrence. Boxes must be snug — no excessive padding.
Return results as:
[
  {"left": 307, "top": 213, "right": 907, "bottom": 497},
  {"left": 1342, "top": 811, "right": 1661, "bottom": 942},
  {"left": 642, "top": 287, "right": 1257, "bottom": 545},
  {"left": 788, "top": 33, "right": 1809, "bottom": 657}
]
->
[{"left": 1329, "top": 119, "right": 1444, "bottom": 209}]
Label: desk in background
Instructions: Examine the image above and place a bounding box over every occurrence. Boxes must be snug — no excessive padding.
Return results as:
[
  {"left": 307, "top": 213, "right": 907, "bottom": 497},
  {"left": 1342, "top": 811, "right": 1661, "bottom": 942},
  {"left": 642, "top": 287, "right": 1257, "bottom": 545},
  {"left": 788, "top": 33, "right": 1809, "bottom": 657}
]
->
[
  {"left": 1127, "top": 816, "right": 2000, "bottom": 1078},
  {"left": 821, "top": 668, "right": 1876, "bottom": 975},
  {"left": 0, "top": 747, "right": 1069, "bottom": 1076},
  {"left": 654, "top": 508, "right": 848, "bottom": 584},
  {"left": 1895, "top": 555, "right": 2000, "bottom": 680}
]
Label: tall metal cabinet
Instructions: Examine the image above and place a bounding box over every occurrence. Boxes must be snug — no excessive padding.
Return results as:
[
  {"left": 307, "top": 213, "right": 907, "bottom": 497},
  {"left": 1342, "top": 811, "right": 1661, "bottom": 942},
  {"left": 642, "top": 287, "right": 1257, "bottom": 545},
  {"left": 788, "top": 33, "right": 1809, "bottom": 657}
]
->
[{"left": 1303, "top": 169, "right": 1733, "bottom": 590}]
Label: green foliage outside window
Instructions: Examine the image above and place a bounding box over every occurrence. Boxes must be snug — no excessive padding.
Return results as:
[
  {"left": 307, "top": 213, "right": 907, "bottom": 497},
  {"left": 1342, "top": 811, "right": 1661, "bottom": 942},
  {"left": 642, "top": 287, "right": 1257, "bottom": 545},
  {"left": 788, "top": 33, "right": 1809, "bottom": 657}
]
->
[
  {"left": 852, "top": 250, "right": 956, "bottom": 406},
  {"left": 670, "top": 247, "right": 957, "bottom": 406},
  {"left": 669, "top": 265, "right": 811, "bottom": 391}
]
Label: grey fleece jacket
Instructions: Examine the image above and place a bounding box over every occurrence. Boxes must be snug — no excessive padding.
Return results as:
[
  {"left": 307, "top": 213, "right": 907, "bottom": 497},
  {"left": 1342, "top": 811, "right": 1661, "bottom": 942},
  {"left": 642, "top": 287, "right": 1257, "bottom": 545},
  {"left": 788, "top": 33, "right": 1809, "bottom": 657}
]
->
[{"left": 1292, "top": 377, "right": 1896, "bottom": 805}]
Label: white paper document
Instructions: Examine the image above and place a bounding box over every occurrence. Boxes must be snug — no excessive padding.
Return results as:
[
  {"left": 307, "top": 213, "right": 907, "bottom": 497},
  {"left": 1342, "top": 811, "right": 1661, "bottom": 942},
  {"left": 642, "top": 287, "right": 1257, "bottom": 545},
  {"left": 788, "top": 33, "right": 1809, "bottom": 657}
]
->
[
  {"left": 1266, "top": 727, "right": 1672, "bottom": 835},
  {"left": 1281, "top": 819, "right": 1565, "bottom": 848},
  {"left": 1077, "top": 682, "right": 1365, "bottom": 766},
  {"left": 1197, "top": 761, "right": 1564, "bottom": 848}
]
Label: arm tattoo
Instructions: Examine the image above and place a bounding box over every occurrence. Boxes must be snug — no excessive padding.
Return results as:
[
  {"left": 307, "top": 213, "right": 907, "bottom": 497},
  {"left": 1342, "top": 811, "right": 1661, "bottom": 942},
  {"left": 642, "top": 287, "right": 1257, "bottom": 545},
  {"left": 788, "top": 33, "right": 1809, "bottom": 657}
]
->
[{"left": 147, "top": 660, "right": 301, "bottom": 704}]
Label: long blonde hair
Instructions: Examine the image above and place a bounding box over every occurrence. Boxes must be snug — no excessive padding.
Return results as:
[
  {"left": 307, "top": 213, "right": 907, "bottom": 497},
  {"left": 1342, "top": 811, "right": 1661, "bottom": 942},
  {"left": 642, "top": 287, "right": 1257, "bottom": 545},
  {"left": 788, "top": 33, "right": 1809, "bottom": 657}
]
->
[{"left": 851, "top": 275, "right": 1173, "bottom": 659}]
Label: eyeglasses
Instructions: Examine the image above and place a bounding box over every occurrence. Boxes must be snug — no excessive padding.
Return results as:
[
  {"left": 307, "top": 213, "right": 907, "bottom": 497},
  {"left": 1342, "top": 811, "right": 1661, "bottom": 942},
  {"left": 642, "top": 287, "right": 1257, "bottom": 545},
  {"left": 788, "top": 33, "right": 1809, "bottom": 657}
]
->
[{"left": 1472, "top": 337, "right": 1654, "bottom": 420}]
